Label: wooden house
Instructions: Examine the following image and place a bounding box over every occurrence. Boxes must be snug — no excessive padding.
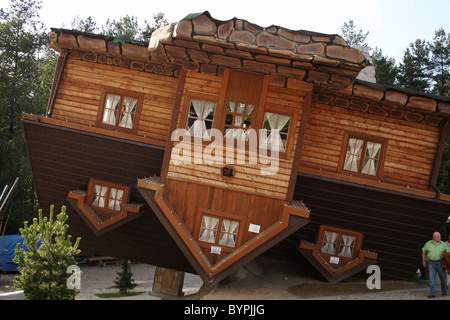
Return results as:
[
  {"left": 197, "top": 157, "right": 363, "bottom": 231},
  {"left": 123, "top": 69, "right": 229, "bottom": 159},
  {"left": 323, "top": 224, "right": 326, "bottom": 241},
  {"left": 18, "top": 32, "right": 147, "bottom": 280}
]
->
[{"left": 22, "top": 12, "right": 450, "bottom": 287}]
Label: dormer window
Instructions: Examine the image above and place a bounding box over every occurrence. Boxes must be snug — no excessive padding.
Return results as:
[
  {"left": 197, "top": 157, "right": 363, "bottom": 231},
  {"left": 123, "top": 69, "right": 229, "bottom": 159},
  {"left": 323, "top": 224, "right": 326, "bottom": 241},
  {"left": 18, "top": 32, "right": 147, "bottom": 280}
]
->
[
  {"left": 194, "top": 209, "right": 244, "bottom": 253},
  {"left": 87, "top": 179, "right": 130, "bottom": 215},
  {"left": 67, "top": 179, "right": 143, "bottom": 235}
]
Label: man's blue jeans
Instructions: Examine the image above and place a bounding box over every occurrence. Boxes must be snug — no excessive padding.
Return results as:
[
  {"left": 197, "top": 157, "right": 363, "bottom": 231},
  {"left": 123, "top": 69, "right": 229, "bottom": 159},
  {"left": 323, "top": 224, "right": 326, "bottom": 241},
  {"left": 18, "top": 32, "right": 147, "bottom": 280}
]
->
[{"left": 428, "top": 261, "right": 447, "bottom": 296}]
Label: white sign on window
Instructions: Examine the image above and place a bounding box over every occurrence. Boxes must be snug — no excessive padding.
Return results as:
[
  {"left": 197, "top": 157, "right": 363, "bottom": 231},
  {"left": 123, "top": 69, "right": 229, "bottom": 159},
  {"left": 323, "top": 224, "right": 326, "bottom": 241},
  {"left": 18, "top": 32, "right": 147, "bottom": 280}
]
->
[
  {"left": 248, "top": 224, "right": 261, "bottom": 234},
  {"left": 330, "top": 256, "right": 340, "bottom": 264},
  {"left": 211, "top": 246, "right": 222, "bottom": 255}
]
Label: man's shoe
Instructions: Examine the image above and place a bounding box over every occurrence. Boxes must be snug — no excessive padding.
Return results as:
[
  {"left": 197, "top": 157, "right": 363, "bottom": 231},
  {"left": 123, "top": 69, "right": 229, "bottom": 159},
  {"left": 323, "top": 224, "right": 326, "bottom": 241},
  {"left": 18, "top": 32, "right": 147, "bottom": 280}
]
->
[
  {"left": 428, "top": 295, "right": 435, "bottom": 298},
  {"left": 442, "top": 293, "right": 447, "bottom": 296}
]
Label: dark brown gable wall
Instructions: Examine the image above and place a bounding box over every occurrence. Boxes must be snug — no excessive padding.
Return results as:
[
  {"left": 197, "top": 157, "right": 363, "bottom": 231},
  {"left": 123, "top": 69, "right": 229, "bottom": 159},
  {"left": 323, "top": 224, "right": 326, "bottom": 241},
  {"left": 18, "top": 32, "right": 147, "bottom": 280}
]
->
[
  {"left": 22, "top": 118, "right": 196, "bottom": 273},
  {"left": 285, "top": 173, "right": 450, "bottom": 281}
]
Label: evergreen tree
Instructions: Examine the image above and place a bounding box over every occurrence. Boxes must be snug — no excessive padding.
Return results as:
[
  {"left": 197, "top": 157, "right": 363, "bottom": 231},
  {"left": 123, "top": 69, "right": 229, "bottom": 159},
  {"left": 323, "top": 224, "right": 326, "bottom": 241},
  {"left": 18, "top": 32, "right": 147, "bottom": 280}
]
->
[
  {"left": 71, "top": 15, "right": 98, "bottom": 33},
  {"left": 396, "top": 39, "right": 432, "bottom": 93},
  {"left": 429, "top": 28, "right": 450, "bottom": 96},
  {"left": 103, "top": 14, "right": 142, "bottom": 41},
  {"left": 114, "top": 259, "right": 137, "bottom": 293},
  {"left": 372, "top": 48, "right": 398, "bottom": 86},
  {"left": 101, "top": 12, "right": 169, "bottom": 42},
  {"left": 13, "top": 205, "right": 81, "bottom": 300},
  {"left": 0, "top": 0, "right": 55, "bottom": 233},
  {"left": 341, "top": 20, "right": 370, "bottom": 47},
  {"left": 141, "top": 12, "right": 170, "bottom": 41}
]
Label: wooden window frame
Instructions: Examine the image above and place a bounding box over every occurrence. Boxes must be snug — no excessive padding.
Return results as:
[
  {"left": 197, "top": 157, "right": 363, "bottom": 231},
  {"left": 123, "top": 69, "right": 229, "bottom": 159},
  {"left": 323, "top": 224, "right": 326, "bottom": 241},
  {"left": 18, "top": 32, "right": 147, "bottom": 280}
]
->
[
  {"left": 338, "top": 132, "right": 387, "bottom": 179},
  {"left": 217, "top": 70, "right": 268, "bottom": 143},
  {"left": 193, "top": 209, "right": 245, "bottom": 253},
  {"left": 87, "top": 179, "right": 130, "bottom": 216},
  {"left": 257, "top": 104, "right": 299, "bottom": 159},
  {"left": 317, "top": 225, "right": 363, "bottom": 262},
  {"left": 96, "top": 87, "right": 143, "bottom": 134},
  {"left": 180, "top": 90, "right": 220, "bottom": 139}
]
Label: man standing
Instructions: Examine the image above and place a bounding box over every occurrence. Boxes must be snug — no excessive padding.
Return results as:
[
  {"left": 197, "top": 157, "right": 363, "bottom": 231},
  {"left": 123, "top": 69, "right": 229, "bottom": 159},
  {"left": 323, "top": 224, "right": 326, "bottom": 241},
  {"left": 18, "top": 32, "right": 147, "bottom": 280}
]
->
[{"left": 422, "top": 232, "right": 450, "bottom": 298}]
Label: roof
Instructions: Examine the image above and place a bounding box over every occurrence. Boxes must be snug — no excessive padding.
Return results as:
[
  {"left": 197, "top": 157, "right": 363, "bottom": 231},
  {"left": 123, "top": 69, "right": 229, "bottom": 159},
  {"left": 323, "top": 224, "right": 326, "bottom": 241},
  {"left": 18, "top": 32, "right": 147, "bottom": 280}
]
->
[
  {"left": 150, "top": 11, "right": 366, "bottom": 89},
  {"left": 47, "top": 11, "right": 450, "bottom": 119}
]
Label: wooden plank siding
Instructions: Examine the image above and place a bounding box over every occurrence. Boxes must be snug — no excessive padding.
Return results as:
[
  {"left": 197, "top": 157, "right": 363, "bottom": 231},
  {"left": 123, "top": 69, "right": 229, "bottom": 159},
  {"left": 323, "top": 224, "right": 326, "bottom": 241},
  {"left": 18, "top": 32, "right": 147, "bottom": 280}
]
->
[
  {"left": 167, "top": 71, "right": 308, "bottom": 200},
  {"left": 299, "top": 100, "right": 440, "bottom": 191},
  {"left": 163, "top": 178, "right": 286, "bottom": 265},
  {"left": 51, "top": 57, "right": 178, "bottom": 143},
  {"left": 49, "top": 57, "right": 443, "bottom": 199}
]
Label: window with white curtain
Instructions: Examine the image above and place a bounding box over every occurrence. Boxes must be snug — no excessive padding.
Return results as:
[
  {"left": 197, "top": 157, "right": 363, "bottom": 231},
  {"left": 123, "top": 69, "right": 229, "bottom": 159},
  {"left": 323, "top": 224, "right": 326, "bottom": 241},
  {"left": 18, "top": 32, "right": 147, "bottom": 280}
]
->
[
  {"left": 198, "top": 215, "right": 240, "bottom": 249},
  {"left": 259, "top": 112, "right": 291, "bottom": 152},
  {"left": 89, "top": 180, "right": 129, "bottom": 213},
  {"left": 218, "top": 219, "right": 240, "bottom": 248},
  {"left": 185, "top": 99, "right": 217, "bottom": 138},
  {"left": 119, "top": 97, "right": 138, "bottom": 129},
  {"left": 102, "top": 92, "right": 139, "bottom": 130},
  {"left": 319, "top": 226, "right": 362, "bottom": 260},
  {"left": 199, "top": 216, "right": 219, "bottom": 244},
  {"left": 321, "top": 231, "right": 338, "bottom": 254},
  {"left": 339, "top": 234, "right": 356, "bottom": 258},
  {"left": 343, "top": 136, "right": 383, "bottom": 176}
]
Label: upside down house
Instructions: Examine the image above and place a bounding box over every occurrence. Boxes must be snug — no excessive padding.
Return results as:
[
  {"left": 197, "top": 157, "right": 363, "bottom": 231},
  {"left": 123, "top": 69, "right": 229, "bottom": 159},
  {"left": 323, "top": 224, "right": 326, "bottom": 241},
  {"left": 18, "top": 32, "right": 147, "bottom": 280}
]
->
[{"left": 22, "top": 12, "right": 450, "bottom": 286}]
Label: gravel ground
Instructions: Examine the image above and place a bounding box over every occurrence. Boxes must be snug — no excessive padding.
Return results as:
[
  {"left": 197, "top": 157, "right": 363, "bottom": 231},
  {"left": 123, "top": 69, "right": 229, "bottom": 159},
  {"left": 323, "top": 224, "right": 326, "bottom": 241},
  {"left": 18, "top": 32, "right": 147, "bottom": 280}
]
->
[{"left": 1, "top": 255, "right": 449, "bottom": 301}]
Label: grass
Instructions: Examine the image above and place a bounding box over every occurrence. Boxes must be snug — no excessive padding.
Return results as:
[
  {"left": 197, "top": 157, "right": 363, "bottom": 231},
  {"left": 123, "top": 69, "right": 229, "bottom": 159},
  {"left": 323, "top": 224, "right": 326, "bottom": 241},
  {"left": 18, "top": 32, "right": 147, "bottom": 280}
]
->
[{"left": 95, "top": 291, "right": 145, "bottom": 299}]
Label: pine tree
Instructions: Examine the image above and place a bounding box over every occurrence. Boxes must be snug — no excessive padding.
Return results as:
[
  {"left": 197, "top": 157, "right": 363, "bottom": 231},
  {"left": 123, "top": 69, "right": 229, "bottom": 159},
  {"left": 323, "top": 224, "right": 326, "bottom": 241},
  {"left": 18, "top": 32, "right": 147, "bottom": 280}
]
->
[
  {"left": 0, "top": 0, "right": 56, "bottom": 233},
  {"left": 429, "top": 28, "right": 450, "bottom": 96},
  {"left": 372, "top": 48, "right": 398, "bottom": 86},
  {"left": 396, "top": 39, "right": 432, "bottom": 93},
  {"left": 13, "top": 205, "right": 81, "bottom": 300},
  {"left": 341, "top": 20, "right": 370, "bottom": 47},
  {"left": 114, "top": 259, "right": 137, "bottom": 293}
]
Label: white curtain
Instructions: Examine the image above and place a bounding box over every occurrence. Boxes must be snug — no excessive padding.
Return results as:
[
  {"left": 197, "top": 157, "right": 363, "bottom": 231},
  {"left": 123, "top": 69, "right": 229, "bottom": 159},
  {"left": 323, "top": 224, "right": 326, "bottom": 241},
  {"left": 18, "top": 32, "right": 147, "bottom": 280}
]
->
[
  {"left": 102, "top": 94, "right": 121, "bottom": 125},
  {"left": 339, "top": 234, "right": 356, "bottom": 258},
  {"left": 361, "top": 142, "right": 382, "bottom": 176},
  {"left": 260, "top": 113, "right": 291, "bottom": 152},
  {"left": 119, "top": 97, "right": 138, "bottom": 129},
  {"left": 219, "top": 219, "right": 239, "bottom": 248},
  {"left": 199, "top": 216, "right": 219, "bottom": 244},
  {"left": 344, "top": 138, "right": 364, "bottom": 172},
  {"left": 108, "top": 188, "right": 123, "bottom": 211},
  {"left": 187, "top": 100, "right": 216, "bottom": 138},
  {"left": 321, "top": 231, "right": 338, "bottom": 254},
  {"left": 92, "top": 185, "right": 107, "bottom": 208}
]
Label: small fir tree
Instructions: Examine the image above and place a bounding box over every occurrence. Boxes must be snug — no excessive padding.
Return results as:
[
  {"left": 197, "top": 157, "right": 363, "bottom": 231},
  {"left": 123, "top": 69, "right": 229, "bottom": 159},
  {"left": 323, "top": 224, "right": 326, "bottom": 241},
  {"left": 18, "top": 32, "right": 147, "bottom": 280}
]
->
[
  {"left": 114, "top": 259, "right": 137, "bottom": 293},
  {"left": 13, "top": 205, "right": 81, "bottom": 300}
]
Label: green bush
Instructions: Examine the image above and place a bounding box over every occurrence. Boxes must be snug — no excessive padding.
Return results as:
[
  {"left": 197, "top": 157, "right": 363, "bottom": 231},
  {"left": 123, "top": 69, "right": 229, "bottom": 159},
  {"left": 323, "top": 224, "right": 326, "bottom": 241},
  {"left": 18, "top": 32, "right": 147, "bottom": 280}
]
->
[{"left": 13, "top": 205, "right": 81, "bottom": 300}]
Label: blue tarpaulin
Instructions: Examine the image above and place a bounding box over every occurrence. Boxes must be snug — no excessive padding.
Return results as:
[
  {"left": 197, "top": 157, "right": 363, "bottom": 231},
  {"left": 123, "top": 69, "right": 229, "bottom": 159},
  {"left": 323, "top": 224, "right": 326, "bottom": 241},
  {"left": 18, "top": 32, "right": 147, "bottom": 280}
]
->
[{"left": 0, "top": 235, "right": 27, "bottom": 272}]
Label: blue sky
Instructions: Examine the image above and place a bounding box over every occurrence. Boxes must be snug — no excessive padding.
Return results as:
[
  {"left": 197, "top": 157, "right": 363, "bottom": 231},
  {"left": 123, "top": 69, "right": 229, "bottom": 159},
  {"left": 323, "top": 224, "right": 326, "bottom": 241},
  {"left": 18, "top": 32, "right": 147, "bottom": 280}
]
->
[{"left": 2, "top": 0, "right": 449, "bottom": 63}]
